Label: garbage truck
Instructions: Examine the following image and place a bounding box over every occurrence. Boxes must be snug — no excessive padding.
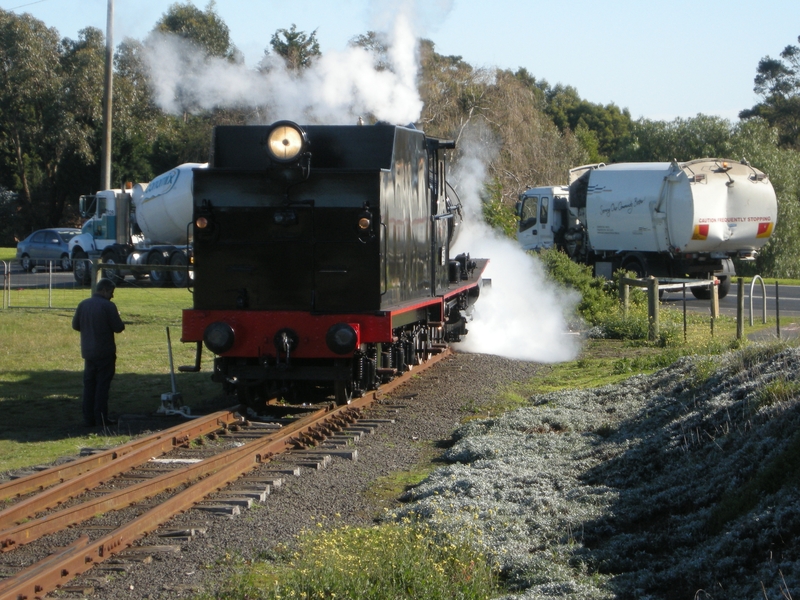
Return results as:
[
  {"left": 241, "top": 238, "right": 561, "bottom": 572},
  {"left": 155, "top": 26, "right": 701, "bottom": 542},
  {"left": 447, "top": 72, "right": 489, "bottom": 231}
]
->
[
  {"left": 70, "top": 163, "right": 206, "bottom": 286},
  {"left": 516, "top": 158, "right": 778, "bottom": 299}
]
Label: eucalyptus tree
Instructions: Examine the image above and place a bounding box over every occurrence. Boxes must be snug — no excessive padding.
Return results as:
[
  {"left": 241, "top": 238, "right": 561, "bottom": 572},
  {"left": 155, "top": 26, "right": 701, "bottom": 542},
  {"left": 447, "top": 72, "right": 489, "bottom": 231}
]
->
[
  {"left": 265, "top": 24, "right": 321, "bottom": 71},
  {"left": 740, "top": 35, "right": 800, "bottom": 150},
  {"left": 148, "top": 2, "right": 244, "bottom": 172},
  {"left": 417, "top": 40, "right": 586, "bottom": 234},
  {"left": 0, "top": 10, "right": 76, "bottom": 233},
  {"left": 153, "top": 0, "right": 238, "bottom": 60}
]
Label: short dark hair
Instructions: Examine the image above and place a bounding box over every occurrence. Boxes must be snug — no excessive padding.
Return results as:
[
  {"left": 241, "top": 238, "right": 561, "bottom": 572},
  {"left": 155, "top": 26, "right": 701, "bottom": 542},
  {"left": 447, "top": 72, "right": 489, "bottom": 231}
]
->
[{"left": 96, "top": 278, "right": 116, "bottom": 294}]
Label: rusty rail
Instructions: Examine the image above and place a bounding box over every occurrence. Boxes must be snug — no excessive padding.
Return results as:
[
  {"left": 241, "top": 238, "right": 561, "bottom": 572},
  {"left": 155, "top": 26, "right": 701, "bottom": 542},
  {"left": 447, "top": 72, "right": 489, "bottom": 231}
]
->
[{"left": 0, "top": 409, "right": 242, "bottom": 530}]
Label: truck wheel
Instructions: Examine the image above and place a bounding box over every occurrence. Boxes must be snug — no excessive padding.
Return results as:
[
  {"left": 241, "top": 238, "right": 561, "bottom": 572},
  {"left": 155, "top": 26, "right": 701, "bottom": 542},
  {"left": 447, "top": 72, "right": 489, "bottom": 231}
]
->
[
  {"left": 170, "top": 253, "right": 189, "bottom": 287},
  {"left": 148, "top": 253, "right": 169, "bottom": 287},
  {"left": 621, "top": 254, "right": 647, "bottom": 279},
  {"left": 101, "top": 251, "right": 123, "bottom": 283},
  {"left": 717, "top": 276, "right": 731, "bottom": 300},
  {"left": 73, "top": 250, "right": 91, "bottom": 285},
  {"left": 691, "top": 285, "right": 713, "bottom": 300}
]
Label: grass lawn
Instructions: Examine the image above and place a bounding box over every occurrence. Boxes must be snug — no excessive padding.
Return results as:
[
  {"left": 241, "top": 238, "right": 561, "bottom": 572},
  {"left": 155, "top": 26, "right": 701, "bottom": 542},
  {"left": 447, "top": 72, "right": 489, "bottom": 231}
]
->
[
  {"left": 0, "top": 284, "right": 225, "bottom": 474},
  {"left": 0, "top": 247, "right": 16, "bottom": 262}
]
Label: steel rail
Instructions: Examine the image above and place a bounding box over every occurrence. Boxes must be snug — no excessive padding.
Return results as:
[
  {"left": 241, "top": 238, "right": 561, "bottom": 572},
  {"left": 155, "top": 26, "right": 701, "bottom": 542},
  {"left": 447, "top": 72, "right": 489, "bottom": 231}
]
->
[
  {"left": 0, "top": 409, "right": 242, "bottom": 530},
  {"left": 0, "top": 348, "right": 452, "bottom": 600},
  {"left": 0, "top": 406, "right": 333, "bottom": 552},
  {"left": 0, "top": 408, "right": 242, "bottom": 502}
]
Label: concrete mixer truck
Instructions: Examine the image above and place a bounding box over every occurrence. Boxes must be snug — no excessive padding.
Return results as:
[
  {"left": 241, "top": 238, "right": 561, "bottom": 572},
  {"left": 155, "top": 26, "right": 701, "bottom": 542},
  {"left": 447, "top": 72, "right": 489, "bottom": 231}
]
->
[
  {"left": 515, "top": 158, "right": 778, "bottom": 299},
  {"left": 69, "top": 163, "right": 206, "bottom": 286}
]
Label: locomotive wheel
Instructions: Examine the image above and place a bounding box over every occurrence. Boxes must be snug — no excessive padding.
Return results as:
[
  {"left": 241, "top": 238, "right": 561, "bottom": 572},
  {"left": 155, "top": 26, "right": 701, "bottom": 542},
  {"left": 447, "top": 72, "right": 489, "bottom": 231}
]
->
[{"left": 334, "top": 380, "right": 353, "bottom": 405}]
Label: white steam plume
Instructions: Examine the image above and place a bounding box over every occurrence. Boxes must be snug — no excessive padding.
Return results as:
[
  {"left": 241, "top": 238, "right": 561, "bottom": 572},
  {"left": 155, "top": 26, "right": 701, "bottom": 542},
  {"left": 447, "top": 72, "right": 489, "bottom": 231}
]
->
[
  {"left": 451, "top": 126, "right": 581, "bottom": 363},
  {"left": 143, "top": 6, "right": 423, "bottom": 125}
]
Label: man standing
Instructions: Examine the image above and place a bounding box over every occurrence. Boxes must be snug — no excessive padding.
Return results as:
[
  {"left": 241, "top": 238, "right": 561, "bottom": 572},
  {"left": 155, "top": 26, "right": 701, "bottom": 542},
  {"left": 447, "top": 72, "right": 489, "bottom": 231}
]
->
[{"left": 72, "top": 278, "right": 125, "bottom": 427}]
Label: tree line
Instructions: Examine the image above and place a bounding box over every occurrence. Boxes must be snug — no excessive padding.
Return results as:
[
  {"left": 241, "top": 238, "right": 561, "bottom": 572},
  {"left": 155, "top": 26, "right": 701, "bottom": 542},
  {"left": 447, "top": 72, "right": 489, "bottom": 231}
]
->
[{"left": 1, "top": 2, "right": 798, "bottom": 277}]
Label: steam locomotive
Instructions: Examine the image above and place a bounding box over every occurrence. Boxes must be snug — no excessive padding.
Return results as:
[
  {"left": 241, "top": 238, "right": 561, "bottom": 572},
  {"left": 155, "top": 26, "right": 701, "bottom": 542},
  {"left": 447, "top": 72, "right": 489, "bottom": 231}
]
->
[{"left": 181, "top": 120, "right": 488, "bottom": 409}]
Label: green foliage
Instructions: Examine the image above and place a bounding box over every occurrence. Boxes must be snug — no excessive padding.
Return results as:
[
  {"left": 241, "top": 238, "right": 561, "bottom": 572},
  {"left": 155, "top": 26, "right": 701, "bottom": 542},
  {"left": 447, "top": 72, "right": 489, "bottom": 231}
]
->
[
  {"left": 209, "top": 520, "right": 498, "bottom": 600},
  {"left": 481, "top": 178, "right": 517, "bottom": 237},
  {"left": 154, "top": 1, "right": 237, "bottom": 60},
  {"left": 0, "top": 9, "right": 66, "bottom": 234},
  {"left": 618, "top": 114, "right": 735, "bottom": 162},
  {"left": 267, "top": 23, "right": 321, "bottom": 70},
  {"left": 542, "top": 83, "right": 634, "bottom": 163},
  {"left": 537, "top": 248, "right": 619, "bottom": 325},
  {"left": 756, "top": 376, "right": 800, "bottom": 408},
  {"left": 739, "top": 34, "right": 800, "bottom": 149}
]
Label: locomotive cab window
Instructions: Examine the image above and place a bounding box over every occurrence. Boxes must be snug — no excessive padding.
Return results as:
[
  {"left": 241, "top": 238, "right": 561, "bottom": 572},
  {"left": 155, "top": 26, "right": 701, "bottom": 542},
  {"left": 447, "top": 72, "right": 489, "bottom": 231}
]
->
[
  {"left": 519, "top": 196, "right": 538, "bottom": 230},
  {"left": 540, "top": 197, "right": 549, "bottom": 225}
]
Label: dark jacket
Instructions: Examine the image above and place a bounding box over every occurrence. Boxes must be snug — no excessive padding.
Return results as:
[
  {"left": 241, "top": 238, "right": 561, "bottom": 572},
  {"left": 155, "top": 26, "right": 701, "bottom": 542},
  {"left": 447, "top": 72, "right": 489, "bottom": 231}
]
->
[{"left": 72, "top": 293, "right": 125, "bottom": 360}]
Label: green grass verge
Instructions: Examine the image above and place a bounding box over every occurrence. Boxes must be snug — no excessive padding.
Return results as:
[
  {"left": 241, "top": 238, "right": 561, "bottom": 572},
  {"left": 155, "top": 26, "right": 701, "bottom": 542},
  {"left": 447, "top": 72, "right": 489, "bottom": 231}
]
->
[
  {"left": 0, "top": 286, "right": 222, "bottom": 473},
  {"left": 0, "top": 247, "right": 16, "bottom": 262}
]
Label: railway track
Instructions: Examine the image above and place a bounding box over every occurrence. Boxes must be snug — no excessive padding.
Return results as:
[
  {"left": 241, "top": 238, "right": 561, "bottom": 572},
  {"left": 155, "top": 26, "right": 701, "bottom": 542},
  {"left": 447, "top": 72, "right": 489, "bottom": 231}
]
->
[{"left": 0, "top": 349, "right": 451, "bottom": 600}]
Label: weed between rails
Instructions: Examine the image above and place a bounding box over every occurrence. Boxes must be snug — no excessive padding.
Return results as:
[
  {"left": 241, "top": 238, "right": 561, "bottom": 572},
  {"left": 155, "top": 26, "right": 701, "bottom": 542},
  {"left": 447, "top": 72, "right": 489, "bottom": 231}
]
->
[{"left": 205, "top": 518, "right": 499, "bottom": 600}]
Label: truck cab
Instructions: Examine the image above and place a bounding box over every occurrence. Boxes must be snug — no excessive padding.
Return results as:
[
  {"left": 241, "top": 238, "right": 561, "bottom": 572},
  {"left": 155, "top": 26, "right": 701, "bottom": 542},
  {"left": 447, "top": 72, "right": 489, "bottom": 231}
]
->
[
  {"left": 69, "top": 189, "right": 131, "bottom": 284},
  {"left": 516, "top": 186, "right": 570, "bottom": 252}
]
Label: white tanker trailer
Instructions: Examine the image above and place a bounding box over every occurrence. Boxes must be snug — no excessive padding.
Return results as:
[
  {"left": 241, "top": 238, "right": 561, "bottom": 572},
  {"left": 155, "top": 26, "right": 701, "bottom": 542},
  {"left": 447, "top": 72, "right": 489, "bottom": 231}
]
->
[
  {"left": 70, "top": 163, "right": 206, "bottom": 286},
  {"left": 516, "top": 158, "right": 778, "bottom": 299}
]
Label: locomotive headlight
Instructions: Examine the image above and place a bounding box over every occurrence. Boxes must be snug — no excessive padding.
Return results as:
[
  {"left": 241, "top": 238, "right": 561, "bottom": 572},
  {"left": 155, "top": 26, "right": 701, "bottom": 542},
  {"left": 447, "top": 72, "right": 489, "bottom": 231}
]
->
[
  {"left": 195, "top": 216, "right": 208, "bottom": 229},
  {"left": 358, "top": 217, "right": 371, "bottom": 230},
  {"left": 266, "top": 121, "right": 307, "bottom": 163},
  {"left": 326, "top": 323, "right": 359, "bottom": 355},
  {"left": 204, "top": 321, "right": 235, "bottom": 354}
]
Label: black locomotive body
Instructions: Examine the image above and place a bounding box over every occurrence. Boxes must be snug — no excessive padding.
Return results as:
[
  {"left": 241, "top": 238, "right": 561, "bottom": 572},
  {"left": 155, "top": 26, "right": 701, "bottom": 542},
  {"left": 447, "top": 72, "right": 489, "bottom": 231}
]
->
[{"left": 181, "top": 121, "right": 488, "bottom": 406}]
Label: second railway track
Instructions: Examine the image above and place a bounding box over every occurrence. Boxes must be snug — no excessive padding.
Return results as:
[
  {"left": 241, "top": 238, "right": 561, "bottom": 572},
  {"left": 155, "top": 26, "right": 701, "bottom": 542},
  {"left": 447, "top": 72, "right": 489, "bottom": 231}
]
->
[{"left": 0, "top": 349, "right": 452, "bottom": 600}]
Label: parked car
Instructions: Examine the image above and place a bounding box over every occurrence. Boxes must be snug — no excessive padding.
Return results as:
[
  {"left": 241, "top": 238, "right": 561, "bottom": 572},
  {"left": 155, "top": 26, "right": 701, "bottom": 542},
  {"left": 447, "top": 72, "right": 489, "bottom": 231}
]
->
[{"left": 16, "top": 228, "right": 81, "bottom": 272}]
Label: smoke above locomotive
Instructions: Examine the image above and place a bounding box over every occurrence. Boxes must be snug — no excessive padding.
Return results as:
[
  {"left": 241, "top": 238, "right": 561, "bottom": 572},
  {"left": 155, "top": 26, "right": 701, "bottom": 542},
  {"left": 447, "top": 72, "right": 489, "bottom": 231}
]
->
[{"left": 149, "top": 2, "right": 581, "bottom": 368}]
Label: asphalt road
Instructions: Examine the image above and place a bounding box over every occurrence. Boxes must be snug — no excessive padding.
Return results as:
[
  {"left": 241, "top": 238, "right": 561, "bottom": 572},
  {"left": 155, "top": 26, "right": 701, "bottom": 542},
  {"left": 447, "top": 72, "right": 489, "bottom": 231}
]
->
[
  {"left": 3, "top": 263, "right": 80, "bottom": 289},
  {"left": 660, "top": 283, "right": 800, "bottom": 320}
]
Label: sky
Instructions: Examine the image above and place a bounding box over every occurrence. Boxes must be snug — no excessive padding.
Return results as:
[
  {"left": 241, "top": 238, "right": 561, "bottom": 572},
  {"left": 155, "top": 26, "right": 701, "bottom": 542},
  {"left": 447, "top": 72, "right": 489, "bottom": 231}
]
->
[{"left": 3, "top": 0, "right": 800, "bottom": 121}]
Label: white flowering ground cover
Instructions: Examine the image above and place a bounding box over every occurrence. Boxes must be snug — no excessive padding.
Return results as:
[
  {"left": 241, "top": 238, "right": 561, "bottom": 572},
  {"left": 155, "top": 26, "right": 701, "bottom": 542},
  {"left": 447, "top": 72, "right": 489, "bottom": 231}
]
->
[{"left": 393, "top": 343, "right": 800, "bottom": 599}]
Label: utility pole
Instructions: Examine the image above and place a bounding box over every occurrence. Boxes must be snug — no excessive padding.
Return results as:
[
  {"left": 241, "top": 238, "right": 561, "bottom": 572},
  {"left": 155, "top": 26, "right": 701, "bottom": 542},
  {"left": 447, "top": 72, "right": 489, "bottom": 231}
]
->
[{"left": 100, "top": 0, "right": 114, "bottom": 190}]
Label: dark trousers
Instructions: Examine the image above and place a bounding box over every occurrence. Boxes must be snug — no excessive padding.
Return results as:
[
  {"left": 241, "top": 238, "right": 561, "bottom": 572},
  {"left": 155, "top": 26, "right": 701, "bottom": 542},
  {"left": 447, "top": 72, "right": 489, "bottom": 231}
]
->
[{"left": 82, "top": 356, "right": 116, "bottom": 426}]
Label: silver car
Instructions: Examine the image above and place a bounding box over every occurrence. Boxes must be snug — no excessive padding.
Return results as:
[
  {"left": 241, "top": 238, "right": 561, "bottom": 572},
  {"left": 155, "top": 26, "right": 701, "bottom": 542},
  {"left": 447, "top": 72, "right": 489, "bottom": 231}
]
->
[{"left": 16, "top": 228, "right": 81, "bottom": 272}]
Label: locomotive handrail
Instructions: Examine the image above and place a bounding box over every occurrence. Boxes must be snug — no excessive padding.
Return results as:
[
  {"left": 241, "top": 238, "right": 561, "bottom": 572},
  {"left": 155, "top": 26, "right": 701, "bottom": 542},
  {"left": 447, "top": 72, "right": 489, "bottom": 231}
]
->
[{"left": 380, "top": 222, "right": 388, "bottom": 296}]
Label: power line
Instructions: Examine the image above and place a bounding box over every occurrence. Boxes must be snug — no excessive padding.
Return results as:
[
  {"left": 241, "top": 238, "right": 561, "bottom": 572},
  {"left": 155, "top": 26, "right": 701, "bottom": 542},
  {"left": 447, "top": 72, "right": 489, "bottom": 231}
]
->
[{"left": 8, "top": 0, "right": 50, "bottom": 10}]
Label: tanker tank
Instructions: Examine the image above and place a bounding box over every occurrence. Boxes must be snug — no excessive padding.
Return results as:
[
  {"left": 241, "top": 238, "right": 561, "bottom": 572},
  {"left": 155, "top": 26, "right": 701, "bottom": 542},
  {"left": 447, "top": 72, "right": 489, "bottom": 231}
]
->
[{"left": 131, "top": 163, "right": 207, "bottom": 246}]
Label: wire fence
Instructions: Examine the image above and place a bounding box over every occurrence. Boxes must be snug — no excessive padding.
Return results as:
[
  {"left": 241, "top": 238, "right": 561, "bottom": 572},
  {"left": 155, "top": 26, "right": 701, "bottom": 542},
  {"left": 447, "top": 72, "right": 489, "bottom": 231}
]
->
[
  {"left": 2, "top": 259, "right": 92, "bottom": 310},
  {"left": 2, "top": 259, "right": 193, "bottom": 310}
]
